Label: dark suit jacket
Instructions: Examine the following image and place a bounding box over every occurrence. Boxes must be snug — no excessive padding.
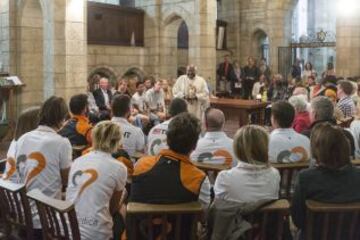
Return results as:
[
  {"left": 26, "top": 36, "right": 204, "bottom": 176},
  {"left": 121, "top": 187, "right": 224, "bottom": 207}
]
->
[
  {"left": 92, "top": 88, "right": 112, "bottom": 111},
  {"left": 217, "top": 62, "right": 235, "bottom": 82}
]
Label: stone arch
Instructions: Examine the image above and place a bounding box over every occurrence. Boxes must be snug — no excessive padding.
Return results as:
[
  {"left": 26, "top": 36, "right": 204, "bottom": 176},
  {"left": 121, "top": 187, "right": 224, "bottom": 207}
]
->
[
  {"left": 17, "top": 0, "right": 46, "bottom": 109},
  {"left": 251, "top": 28, "right": 270, "bottom": 64},
  {"left": 88, "top": 66, "right": 117, "bottom": 91},
  {"left": 121, "top": 67, "right": 145, "bottom": 94},
  {"left": 160, "top": 8, "right": 193, "bottom": 79}
]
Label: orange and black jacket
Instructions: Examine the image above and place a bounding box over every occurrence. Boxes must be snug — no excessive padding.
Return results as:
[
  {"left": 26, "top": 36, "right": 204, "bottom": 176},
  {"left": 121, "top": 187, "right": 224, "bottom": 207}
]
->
[
  {"left": 59, "top": 115, "right": 92, "bottom": 146},
  {"left": 130, "top": 149, "right": 206, "bottom": 204}
]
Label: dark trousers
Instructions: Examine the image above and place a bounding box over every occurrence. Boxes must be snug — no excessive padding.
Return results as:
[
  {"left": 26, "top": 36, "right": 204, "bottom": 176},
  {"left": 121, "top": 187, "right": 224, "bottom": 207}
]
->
[{"left": 242, "top": 79, "right": 255, "bottom": 99}]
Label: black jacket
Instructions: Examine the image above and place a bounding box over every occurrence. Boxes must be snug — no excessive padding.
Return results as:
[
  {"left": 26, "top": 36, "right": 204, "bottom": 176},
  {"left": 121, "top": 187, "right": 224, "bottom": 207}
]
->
[
  {"left": 301, "top": 119, "right": 355, "bottom": 158},
  {"left": 92, "top": 88, "right": 112, "bottom": 111}
]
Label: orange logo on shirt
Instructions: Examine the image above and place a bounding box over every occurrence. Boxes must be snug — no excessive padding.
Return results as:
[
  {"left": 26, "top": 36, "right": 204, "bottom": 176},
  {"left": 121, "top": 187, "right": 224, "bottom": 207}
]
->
[
  {"left": 3, "top": 157, "right": 16, "bottom": 180},
  {"left": 72, "top": 169, "right": 98, "bottom": 198},
  {"left": 25, "top": 152, "right": 47, "bottom": 186},
  {"left": 198, "top": 149, "right": 233, "bottom": 166},
  {"left": 277, "top": 147, "right": 308, "bottom": 163}
]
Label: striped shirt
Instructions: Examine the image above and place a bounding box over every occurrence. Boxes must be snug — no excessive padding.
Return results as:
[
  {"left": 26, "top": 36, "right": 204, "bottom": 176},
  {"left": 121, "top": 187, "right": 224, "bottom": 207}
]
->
[{"left": 337, "top": 96, "right": 356, "bottom": 118}]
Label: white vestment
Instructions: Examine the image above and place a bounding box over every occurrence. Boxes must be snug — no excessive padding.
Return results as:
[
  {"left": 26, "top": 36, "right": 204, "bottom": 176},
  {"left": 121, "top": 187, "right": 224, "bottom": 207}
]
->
[{"left": 172, "top": 75, "right": 209, "bottom": 119}]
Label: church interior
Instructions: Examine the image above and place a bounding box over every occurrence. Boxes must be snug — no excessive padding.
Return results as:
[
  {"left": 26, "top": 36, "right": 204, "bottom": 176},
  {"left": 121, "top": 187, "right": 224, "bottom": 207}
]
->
[{"left": 1, "top": 0, "right": 360, "bottom": 239}]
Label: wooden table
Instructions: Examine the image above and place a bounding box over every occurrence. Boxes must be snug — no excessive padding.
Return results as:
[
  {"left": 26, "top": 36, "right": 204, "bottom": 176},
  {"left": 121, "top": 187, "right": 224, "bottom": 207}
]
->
[{"left": 210, "top": 98, "right": 268, "bottom": 135}]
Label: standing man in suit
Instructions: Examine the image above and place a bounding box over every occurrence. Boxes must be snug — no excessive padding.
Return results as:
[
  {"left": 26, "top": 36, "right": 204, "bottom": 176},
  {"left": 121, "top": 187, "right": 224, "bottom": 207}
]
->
[
  {"left": 217, "top": 54, "right": 235, "bottom": 95},
  {"left": 92, "top": 77, "right": 113, "bottom": 120}
]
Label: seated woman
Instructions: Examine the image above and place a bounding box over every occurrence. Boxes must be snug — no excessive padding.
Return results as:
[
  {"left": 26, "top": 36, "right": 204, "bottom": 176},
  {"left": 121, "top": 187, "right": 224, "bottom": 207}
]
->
[
  {"left": 291, "top": 123, "right": 360, "bottom": 239},
  {"left": 66, "top": 121, "right": 128, "bottom": 240},
  {"left": 289, "top": 95, "right": 311, "bottom": 133},
  {"left": 2, "top": 107, "right": 40, "bottom": 180},
  {"left": 209, "top": 125, "right": 281, "bottom": 239}
]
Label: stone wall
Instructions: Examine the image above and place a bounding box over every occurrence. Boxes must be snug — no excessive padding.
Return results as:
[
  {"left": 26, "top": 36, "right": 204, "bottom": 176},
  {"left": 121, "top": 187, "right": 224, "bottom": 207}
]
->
[{"left": 87, "top": 44, "right": 149, "bottom": 82}]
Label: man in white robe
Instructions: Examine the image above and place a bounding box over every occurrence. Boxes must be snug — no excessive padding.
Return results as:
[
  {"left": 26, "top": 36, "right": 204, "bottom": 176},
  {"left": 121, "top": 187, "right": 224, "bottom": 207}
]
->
[{"left": 172, "top": 65, "right": 209, "bottom": 119}]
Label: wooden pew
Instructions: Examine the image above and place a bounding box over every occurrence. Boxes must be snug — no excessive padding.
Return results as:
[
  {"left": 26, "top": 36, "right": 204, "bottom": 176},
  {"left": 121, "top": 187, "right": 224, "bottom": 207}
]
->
[
  {"left": 27, "top": 189, "right": 80, "bottom": 240},
  {"left": 305, "top": 200, "right": 360, "bottom": 240},
  {"left": 192, "top": 162, "right": 230, "bottom": 180},
  {"left": 0, "top": 180, "right": 34, "bottom": 239},
  {"left": 72, "top": 145, "right": 87, "bottom": 159},
  {"left": 126, "top": 201, "right": 202, "bottom": 240},
  {"left": 245, "top": 199, "right": 290, "bottom": 240}
]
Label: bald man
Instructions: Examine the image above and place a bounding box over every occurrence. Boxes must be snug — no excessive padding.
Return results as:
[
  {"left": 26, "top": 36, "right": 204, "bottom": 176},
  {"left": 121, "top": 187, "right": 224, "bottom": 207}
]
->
[
  {"left": 191, "top": 108, "right": 237, "bottom": 168},
  {"left": 173, "top": 65, "right": 209, "bottom": 119}
]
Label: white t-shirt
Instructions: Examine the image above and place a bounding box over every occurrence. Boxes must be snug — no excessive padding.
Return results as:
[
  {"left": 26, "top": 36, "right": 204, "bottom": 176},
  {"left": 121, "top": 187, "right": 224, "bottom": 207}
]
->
[
  {"left": 269, "top": 128, "right": 311, "bottom": 163},
  {"left": 66, "top": 151, "right": 127, "bottom": 240},
  {"left": 350, "top": 120, "right": 360, "bottom": 158},
  {"left": 131, "top": 92, "right": 146, "bottom": 112},
  {"left": 214, "top": 161, "right": 280, "bottom": 203},
  {"left": 111, "top": 117, "right": 145, "bottom": 159},
  {"left": 191, "top": 132, "right": 237, "bottom": 167},
  {"left": 147, "top": 119, "right": 171, "bottom": 156},
  {"left": 15, "top": 125, "right": 72, "bottom": 228},
  {"left": 145, "top": 88, "right": 165, "bottom": 111}
]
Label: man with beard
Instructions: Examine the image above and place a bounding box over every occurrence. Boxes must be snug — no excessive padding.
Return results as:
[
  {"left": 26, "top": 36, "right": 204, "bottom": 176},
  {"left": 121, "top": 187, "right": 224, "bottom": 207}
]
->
[{"left": 172, "top": 65, "right": 209, "bottom": 119}]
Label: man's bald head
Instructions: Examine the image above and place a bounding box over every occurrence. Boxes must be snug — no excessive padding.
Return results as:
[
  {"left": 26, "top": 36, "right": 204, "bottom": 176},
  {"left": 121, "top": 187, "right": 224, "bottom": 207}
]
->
[{"left": 205, "top": 108, "right": 225, "bottom": 131}]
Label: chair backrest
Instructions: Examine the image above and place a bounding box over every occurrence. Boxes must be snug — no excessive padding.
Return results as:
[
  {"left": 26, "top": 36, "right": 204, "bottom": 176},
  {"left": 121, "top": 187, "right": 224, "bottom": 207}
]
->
[
  {"left": 0, "top": 179, "right": 34, "bottom": 239},
  {"left": 126, "top": 201, "right": 203, "bottom": 240},
  {"left": 27, "top": 189, "right": 80, "bottom": 240},
  {"left": 272, "top": 162, "right": 309, "bottom": 199},
  {"left": 193, "top": 162, "right": 230, "bottom": 183},
  {"left": 305, "top": 200, "right": 360, "bottom": 240},
  {"left": 244, "top": 199, "right": 290, "bottom": 240}
]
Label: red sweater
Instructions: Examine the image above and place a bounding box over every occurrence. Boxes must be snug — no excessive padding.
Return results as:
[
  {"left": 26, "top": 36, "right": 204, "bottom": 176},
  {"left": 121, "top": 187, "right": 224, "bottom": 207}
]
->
[{"left": 292, "top": 111, "right": 311, "bottom": 133}]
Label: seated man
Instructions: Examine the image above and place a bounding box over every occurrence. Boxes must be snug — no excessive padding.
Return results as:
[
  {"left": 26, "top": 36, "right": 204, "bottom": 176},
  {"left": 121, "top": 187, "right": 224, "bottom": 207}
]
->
[
  {"left": 145, "top": 79, "right": 166, "bottom": 124},
  {"left": 92, "top": 77, "right": 112, "bottom": 120},
  {"left": 12, "top": 96, "right": 72, "bottom": 235},
  {"left": 111, "top": 94, "right": 145, "bottom": 160},
  {"left": 147, "top": 98, "right": 188, "bottom": 156},
  {"left": 269, "top": 101, "right": 311, "bottom": 163},
  {"left": 337, "top": 80, "right": 356, "bottom": 118},
  {"left": 302, "top": 96, "right": 355, "bottom": 158},
  {"left": 130, "top": 112, "right": 211, "bottom": 207},
  {"left": 191, "top": 108, "right": 237, "bottom": 167},
  {"left": 59, "top": 94, "right": 92, "bottom": 146}
]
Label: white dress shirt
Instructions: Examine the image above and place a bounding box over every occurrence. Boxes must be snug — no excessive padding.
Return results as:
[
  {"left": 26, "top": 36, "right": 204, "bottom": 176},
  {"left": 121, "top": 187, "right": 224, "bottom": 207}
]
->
[
  {"left": 101, "top": 88, "right": 110, "bottom": 107},
  {"left": 214, "top": 161, "right": 280, "bottom": 203}
]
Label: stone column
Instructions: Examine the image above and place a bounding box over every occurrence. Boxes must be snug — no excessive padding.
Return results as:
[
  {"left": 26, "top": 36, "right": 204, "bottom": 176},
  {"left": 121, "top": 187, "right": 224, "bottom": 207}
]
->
[
  {"left": 190, "top": 0, "right": 216, "bottom": 85},
  {"left": 336, "top": 14, "right": 360, "bottom": 77}
]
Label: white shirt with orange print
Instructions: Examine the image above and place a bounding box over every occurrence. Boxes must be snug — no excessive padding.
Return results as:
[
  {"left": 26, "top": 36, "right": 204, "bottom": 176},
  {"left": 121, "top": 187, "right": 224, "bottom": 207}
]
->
[
  {"left": 66, "top": 150, "right": 127, "bottom": 240},
  {"left": 147, "top": 119, "right": 171, "bottom": 156},
  {"left": 14, "top": 125, "right": 72, "bottom": 228},
  {"left": 2, "top": 140, "right": 18, "bottom": 181},
  {"left": 269, "top": 128, "right": 311, "bottom": 163},
  {"left": 191, "top": 131, "right": 237, "bottom": 167}
]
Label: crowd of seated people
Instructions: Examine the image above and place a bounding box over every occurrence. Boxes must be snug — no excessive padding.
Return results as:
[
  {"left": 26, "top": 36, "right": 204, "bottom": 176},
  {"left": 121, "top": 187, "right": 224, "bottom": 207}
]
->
[{"left": 2, "top": 63, "right": 360, "bottom": 240}]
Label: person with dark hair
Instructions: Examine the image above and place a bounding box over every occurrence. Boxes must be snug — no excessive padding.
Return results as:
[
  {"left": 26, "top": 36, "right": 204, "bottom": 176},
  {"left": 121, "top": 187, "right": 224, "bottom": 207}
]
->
[
  {"left": 147, "top": 98, "right": 188, "bottom": 155},
  {"left": 2, "top": 107, "right": 40, "bottom": 180},
  {"left": 267, "top": 74, "right": 291, "bottom": 102},
  {"left": 269, "top": 101, "right": 310, "bottom": 163},
  {"left": 242, "top": 57, "right": 260, "bottom": 99},
  {"left": 144, "top": 75, "right": 155, "bottom": 91},
  {"left": 337, "top": 80, "right": 356, "bottom": 118},
  {"left": 131, "top": 81, "right": 146, "bottom": 113},
  {"left": 291, "top": 58, "right": 302, "bottom": 79},
  {"left": 59, "top": 94, "right": 93, "bottom": 146},
  {"left": 191, "top": 108, "right": 237, "bottom": 168},
  {"left": 291, "top": 123, "right": 360, "bottom": 239},
  {"left": 111, "top": 94, "right": 145, "bottom": 160},
  {"left": 302, "top": 96, "right": 355, "bottom": 157},
  {"left": 216, "top": 54, "right": 235, "bottom": 94},
  {"left": 131, "top": 112, "right": 210, "bottom": 206},
  {"left": 11, "top": 96, "right": 72, "bottom": 236}
]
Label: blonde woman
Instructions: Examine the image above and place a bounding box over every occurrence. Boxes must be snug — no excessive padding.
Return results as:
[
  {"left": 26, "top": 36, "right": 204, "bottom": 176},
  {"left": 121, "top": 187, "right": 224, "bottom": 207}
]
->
[
  {"left": 66, "top": 121, "right": 128, "bottom": 240},
  {"left": 214, "top": 125, "right": 280, "bottom": 203}
]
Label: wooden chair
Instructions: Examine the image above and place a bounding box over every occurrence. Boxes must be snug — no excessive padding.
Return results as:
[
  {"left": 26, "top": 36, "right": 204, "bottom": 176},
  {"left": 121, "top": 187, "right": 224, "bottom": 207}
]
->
[
  {"left": 305, "top": 200, "right": 360, "bottom": 240},
  {"left": 126, "top": 201, "right": 202, "bottom": 240},
  {"left": 244, "top": 199, "right": 290, "bottom": 240},
  {"left": 72, "top": 145, "right": 87, "bottom": 159},
  {"left": 0, "top": 180, "right": 34, "bottom": 240},
  {"left": 27, "top": 189, "right": 80, "bottom": 240},
  {"left": 192, "top": 162, "right": 230, "bottom": 182},
  {"left": 271, "top": 162, "right": 309, "bottom": 200}
]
